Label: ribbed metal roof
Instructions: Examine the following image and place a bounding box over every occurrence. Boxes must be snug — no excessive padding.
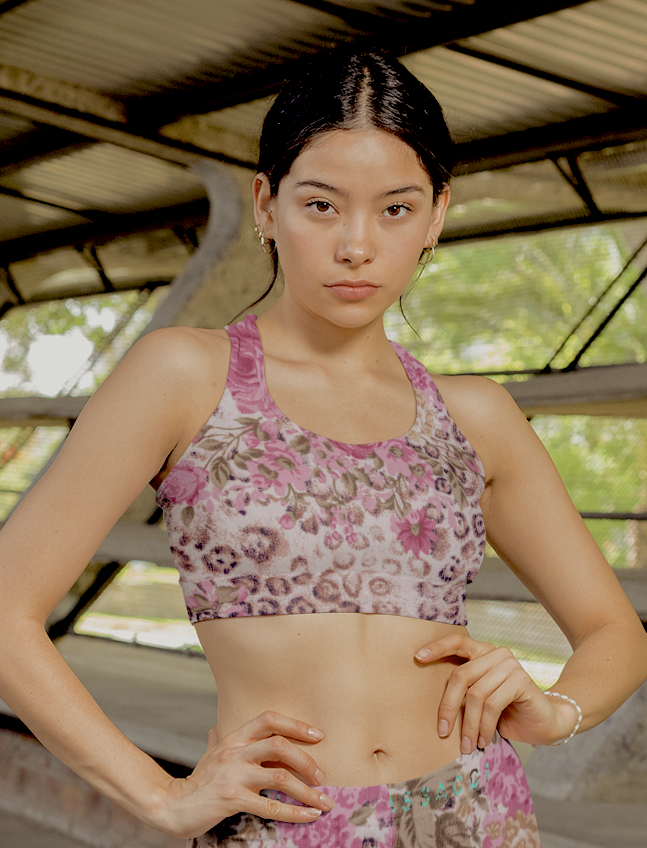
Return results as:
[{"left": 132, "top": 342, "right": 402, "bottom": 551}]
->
[
  {"left": 190, "top": 44, "right": 612, "bottom": 156},
  {"left": 0, "top": 110, "right": 33, "bottom": 142},
  {"left": 0, "top": 0, "right": 645, "bottom": 303},
  {"left": 579, "top": 140, "right": 647, "bottom": 214},
  {"left": 461, "top": 0, "right": 647, "bottom": 97},
  {"left": 0, "top": 0, "right": 352, "bottom": 96},
  {"left": 1, "top": 144, "right": 205, "bottom": 213},
  {"left": 402, "top": 46, "right": 610, "bottom": 141},
  {"left": 0, "top": 194, "right": 86, "bottom": 241},
  {"left": 444, "top": 159, "right": 587, "bottom": 240},
  {"left": 12, "top": 229, "right": 195, "bottom": 300},
  {"left": 160, "top": 96, "right": 272, "bottom": 163}
]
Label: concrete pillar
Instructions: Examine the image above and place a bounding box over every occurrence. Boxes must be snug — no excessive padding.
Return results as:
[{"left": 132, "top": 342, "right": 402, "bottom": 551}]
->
[{"left": 526, "top": 680, "right": 647, "bottom": 847}]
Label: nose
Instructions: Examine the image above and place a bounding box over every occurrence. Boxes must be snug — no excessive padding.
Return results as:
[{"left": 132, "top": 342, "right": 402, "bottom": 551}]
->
[{"left": 335, "top": 218, "right": 376, "bottom": 266}]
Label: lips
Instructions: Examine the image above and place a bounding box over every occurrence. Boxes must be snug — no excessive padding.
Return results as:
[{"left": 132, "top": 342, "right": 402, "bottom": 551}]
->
[{"left": 326, "top": 280, "right": 379, "bottom": 301}]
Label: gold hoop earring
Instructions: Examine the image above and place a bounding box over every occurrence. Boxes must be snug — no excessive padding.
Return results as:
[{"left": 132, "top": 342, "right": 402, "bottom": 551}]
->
[
  {"left": 254, "top": 225, "right": 275, "bottom": 255},
  {"left": 414, "top": 243, "right": 436, "bottom": 281}
]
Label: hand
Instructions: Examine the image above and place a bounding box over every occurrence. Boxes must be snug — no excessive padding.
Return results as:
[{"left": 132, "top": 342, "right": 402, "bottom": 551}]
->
[
  {"left": 414, "top": 633, "right": 576, "bottom": 753},
  {"left": 158, "top": 710, "right": 336, "bottom": 838}
]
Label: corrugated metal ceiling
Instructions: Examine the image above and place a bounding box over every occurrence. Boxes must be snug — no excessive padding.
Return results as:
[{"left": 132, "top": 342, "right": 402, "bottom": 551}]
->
[
  {"left": 0, "top": 110, "right": 33, "bottom": 142},
  {"left": 444, "top": 159, "right": 587, "bottom": 240},
  {"left": 0, "top": 193, "right": 86, "bottom": 241},
  {"left": 0, "top": 0, "right": 353, "bottom": 96},
  {"left": 460, "top": 0, "right": 647, "bottom": 97},
  {"left": 1, "top": 144, "right": 205, "bottom": 214},
  {"left": 402, "top": 47, "right": 610, "bottom": 141},
  {"left": 0, "top": 0, "right": 645, "bottom": 304}
]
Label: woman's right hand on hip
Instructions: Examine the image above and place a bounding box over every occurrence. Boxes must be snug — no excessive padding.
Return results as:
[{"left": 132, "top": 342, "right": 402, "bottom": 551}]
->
[{"left": 160, "top": 710, "right": 336, "bottom": 838}]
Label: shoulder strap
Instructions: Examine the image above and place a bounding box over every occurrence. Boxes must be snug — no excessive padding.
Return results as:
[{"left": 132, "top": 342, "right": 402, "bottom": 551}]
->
[
  {"left": 390, "top": 339, "right": 444, "bottom": 414},
  {"left": 224, "top": 314, "right": 266, "bottom": 408}
]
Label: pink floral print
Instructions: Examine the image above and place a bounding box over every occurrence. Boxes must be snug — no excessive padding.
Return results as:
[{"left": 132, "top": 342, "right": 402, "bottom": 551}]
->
[
  {"left": 157, "top": 314, "right": 486, "bottom": 624},
  {"left": 189, "top": 734, "right": 540, "bottom": 848},
  {"left": 392, "top": 509, "right": 437, "bottom": 558},
  {"left": 162, "top": 461, "right": 209, "bottom": 507}
]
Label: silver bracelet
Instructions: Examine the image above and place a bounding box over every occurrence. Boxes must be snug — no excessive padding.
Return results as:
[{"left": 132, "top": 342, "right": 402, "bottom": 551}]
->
[{"left": 544, "top": 691, "right": 583, "bottom": 746}]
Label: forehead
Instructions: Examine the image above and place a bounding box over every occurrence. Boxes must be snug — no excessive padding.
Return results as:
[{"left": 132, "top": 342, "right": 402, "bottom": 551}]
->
[{"left": 284, "top": 128, "right": 432, "bottom": 190}]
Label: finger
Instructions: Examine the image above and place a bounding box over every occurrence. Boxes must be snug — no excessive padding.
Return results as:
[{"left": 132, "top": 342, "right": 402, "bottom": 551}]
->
[
  {"left": 460, "top": 662, "right": 518, "bottom": 753},
  {"left": 251, "top": 766, "right": 336, "bottom": 813},
  {"left": 237, "top": 788, "right": 329, "bottom": 823},
  {"left": 245, "top": 736, "right": 326, "bottom": 788},
  {"left": 238, "top": 710, "right": 325, "bottom": 744},
  {"left": 415, "top": 632, "right": 496, "bottom": 663},
  {"left": 437, "top": 647, "right": 517, "bottom": 739},
  {"left": 207, "top": 724, "right": 220, "bottom": 749}
]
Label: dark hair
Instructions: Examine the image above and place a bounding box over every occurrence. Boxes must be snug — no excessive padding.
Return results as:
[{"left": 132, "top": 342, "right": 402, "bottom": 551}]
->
[{"left": 241, "top": 49, "right": 454, "bottom": 317}]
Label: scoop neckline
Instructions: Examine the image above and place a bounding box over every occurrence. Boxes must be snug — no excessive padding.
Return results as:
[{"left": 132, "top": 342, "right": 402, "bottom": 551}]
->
[{"left": 246, "top": 314, "right": 421, "bottom": 450}]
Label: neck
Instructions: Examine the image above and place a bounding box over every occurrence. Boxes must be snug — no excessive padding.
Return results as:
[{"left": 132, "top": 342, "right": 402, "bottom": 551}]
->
[{"left": 257, "top": 293, "right": 394, "bottom": 368}]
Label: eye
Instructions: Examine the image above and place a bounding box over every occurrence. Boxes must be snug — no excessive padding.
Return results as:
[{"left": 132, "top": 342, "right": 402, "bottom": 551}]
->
[
  {"left": 307, "top": 199, "right": 334, "bottom": 214},
  {"left": 383, "top": 203, "right": 411, "bottom": 218}
]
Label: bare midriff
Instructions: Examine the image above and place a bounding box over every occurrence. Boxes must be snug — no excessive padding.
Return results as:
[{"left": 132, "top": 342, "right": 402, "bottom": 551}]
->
[{"left": 196, "top": 612, "right": 466, "bottom": 787}]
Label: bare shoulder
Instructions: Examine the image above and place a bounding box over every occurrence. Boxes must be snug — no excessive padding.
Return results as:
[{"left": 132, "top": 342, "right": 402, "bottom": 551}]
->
[
  {"left": 429, "top": 373, "right": 534, "bottom": 481},
  {"left": 64, "top": 325, "right": 232, "bottom": 489},
  {"left": 110, "top": 326, "right": 231, "bottom": 482},
  {"left": 122, "top": 326, "right": 230, "bottom": 391}
]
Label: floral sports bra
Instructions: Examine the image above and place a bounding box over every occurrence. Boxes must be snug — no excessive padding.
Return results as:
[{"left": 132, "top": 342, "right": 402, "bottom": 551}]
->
[{"left": 156, "top": 314, "right": 486, "bottom": 626}]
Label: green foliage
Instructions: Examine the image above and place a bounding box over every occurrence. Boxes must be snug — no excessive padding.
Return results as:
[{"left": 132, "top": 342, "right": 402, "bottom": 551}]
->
[
  {"left": 386, "top": 222, "right": 647, "bottom": 568},
  {"left": 386, "top": 222, "right": 647, "bottom": 374},
  {"left": 0, "top": 289, "right": 163, "bottom": 396}
]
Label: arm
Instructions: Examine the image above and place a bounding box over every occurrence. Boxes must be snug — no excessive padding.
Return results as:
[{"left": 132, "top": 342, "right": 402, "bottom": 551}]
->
[
  {"left": 0, "top": 328, "right": 333, "bottom": 836},
  {"left": 415, "top": 377, "right": 647, "bottom": 749},
  {"left": 0, "top": 328, "right": 209, "bottom": 828}
]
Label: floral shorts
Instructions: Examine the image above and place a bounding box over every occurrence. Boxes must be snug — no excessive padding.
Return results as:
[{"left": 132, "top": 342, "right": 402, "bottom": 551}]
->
[{"left": 189, "top": 732, "right": 541, "bottom": 847}]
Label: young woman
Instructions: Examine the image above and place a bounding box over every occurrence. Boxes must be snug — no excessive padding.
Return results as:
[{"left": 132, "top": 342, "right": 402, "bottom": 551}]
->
[{"left": 1, "top": 51, "right": 646, "bottom": 848}]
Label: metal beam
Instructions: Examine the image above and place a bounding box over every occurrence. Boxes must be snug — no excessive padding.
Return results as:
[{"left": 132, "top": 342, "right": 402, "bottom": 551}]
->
[
  {"left": 501, "top": 362, "right": 647, "bottom": 418},
  {"left": 0, "top": 128, "right": 91, "bottom": 176},
  {"left": 8, "top": 361, "right": 647, "bottom": 429},
  {"left": 446, "top": 43, "right": 639, "bottom": 109},
  {"left": 441, "top": 210, "right": 647, "bottom": 246},
  {"left": 468, "top": 555, "right": 647, "bottom": 615},
  {"left": 564, "top": 263, "right": 647, "bottom": 371},
  {"left": 552, "top": 155, "right": 600, "bottom": 217},
  {"left": 0, "top": 196, "right": 210, "bottom": 265},
  {"left": 0, "top": 184, "right": 95, "bottom": 219},
  {"left": 3, "top": 193, "right": 646, "bottom": 267},
  {"left": 0, "top": 90, "right": 256, "bottom": 171},
  {"left": 135, "top": 0, "right": 590, "bottom": 125},
  {"left": 0, "top": 395, "right": 87, "bottom": 427},
  {"left": 0, "top": 62, "right": 126, "bottom": 124},
  {"left": 47, "top": 561, "right": 122, "bottom": 641},
  {"left": 543, "top": 232, "right": 647, "bottom": 371},
  {"left": 455, "top": 106, "right": 647, "bottom": 174},
  {"left": 0, "top": 0, "right": 37, "bottom": 13}
]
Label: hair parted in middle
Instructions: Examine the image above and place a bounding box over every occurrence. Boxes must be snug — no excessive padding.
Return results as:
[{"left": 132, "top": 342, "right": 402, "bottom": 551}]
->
[{"left": 243, "top": 48, "right": 454, "bottom": 317}]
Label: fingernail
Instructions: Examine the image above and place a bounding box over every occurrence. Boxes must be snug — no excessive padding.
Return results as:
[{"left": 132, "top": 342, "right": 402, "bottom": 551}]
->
[
  {"left": 306, "top": 808, "right": 322, "bottom": 817},
  {"left": 438, "top": 719, "right": 449, "bottom": 737},
  {"left": 308, "top": 728, "right": 324, "bottom": 740},
  {"left": 461, "top": 736, "right": 472, "bottom": 754},
  {"left": 415, "top": 648, "right": 431, "bottom": 661},
  {"left": 478, "top": 736, "right": 486, "bottom": 749},
  {"left": 319, "top": 793, "right": 335, "bottom": 810},
  {"left": 314, "top": 769, "right": 325, "bottom": 784}
]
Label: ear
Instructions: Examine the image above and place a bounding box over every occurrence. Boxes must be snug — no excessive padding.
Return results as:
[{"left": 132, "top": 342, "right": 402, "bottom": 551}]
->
[
  {"left": 425, "top": 186, "right": 451, "bottom": 247},
  {"left": 252, "top": 173, "right": 276, "bottom": 241}
]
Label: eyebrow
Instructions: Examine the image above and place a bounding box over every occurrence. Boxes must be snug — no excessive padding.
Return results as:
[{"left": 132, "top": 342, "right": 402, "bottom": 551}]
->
[
  {"left": 379, "top": 185, "right": 426, "bottom": 198},
  {"left": 294, "top": 180, "right": 427, "bottom": 198},
  {"left": 295, "top": 180, "right": 346, "bottom": 196}
]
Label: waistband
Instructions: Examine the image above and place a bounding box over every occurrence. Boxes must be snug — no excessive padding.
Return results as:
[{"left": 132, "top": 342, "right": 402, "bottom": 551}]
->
[{"left": 193, "top": 733, "right": 540, "bottom": 848}]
